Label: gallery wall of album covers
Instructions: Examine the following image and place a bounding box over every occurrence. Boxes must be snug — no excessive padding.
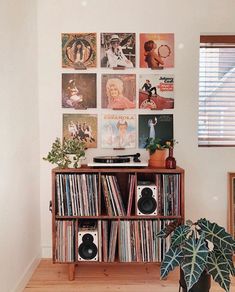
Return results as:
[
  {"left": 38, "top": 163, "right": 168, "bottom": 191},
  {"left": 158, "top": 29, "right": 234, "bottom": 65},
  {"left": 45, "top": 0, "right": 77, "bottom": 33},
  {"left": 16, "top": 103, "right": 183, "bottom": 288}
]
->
[{"left": 61, "top": 32, "right": 175, "bottom": 154}]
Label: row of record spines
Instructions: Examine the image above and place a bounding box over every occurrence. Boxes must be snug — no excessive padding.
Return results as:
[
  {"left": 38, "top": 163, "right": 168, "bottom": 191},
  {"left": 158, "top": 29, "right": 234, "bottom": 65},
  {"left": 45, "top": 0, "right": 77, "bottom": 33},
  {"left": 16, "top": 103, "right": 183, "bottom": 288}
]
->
[
  {"left": 119, "top": 220, "right": 173, "bottom": 262},
  {"left": 101, "top": 174, "right": 126, "bottom": 216},
  {"left": 54, "top": 219, "right": 174, "bottom": 263},
  {"left": 156, "top": 174, "right": 181, "bottom": 216},
  {"left": 55, "top": 173, "right": 181, "bottom": 217},
  {"left": 55, "top": 173, "right": 99, "bottom": 216},
  {"left": 55, "top": 220, "right": 75, "bottom": 262}
]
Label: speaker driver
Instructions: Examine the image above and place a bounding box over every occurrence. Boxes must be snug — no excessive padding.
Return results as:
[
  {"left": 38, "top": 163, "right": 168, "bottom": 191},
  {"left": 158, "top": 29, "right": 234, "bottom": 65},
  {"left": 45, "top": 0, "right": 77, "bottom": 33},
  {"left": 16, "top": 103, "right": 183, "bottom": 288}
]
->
[
  {"left": 141, "top": 187, "right": 153, "bottom": 197},
  {"left": 78, "top": 242, "right": 98, "bottom": 260},
  {"left": 137, "top": 196, "right": 157, "bottom": 214}
]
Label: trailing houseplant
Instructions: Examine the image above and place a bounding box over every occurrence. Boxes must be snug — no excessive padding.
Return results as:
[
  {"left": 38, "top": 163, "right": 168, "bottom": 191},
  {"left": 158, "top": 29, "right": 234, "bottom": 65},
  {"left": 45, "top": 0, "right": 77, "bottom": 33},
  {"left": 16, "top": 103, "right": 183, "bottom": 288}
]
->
[
  {"left": 144, "top": 137, "right": 171, "bottom": 155},
  {"left": 156, "top": 218, "right": 235, "bottom": 291},
  {"left": 43, "top": 137, "right": 86, "bottom": 168}
]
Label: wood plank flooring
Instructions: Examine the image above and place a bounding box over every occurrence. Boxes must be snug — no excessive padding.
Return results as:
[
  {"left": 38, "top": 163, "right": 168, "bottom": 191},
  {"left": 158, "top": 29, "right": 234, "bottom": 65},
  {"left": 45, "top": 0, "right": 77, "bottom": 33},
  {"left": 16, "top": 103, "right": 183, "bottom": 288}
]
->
[{"left": 24, "top": 259, "right": 234, "bottom": 292}]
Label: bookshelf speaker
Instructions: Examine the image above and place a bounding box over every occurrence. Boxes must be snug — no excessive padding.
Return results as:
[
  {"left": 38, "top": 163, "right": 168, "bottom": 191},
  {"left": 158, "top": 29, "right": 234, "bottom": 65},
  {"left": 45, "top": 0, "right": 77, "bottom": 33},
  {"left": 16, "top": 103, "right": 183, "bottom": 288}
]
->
[
  {"left": 78, "top": 228, "right": 98, "bottom": 261},
  {"left": 136, "top": 184, "right": 157, "bottom": 216}
]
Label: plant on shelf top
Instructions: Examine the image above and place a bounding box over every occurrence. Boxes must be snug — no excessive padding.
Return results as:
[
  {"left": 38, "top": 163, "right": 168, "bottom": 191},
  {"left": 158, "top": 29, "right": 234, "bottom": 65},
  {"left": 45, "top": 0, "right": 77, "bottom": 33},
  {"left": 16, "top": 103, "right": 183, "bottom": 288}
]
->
[
  {"left": 156, "top": 218, "right": 235, "bottom": 292},
  {"left": 43, "top": 137, "right": 86, "bottom": 168},
  {"left": 144, "top": 137, "right": 177, "bottom": 155}
]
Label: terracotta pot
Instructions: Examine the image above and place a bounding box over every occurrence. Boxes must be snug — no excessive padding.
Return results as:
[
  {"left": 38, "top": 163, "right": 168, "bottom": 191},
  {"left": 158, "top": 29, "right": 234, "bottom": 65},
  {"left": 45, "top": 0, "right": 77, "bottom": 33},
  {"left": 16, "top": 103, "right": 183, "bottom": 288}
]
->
[{"left": 148, "top": 149, "right": 167, "bottom": 168}]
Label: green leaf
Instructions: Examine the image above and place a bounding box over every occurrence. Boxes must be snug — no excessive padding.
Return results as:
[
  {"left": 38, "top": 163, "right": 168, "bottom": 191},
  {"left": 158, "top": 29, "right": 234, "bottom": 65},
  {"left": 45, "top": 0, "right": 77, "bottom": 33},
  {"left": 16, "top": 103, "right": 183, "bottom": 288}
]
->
[
  {"left": 181, "top": 233, "right": 209, "bottom": 290},
  {"left": 155, "top": 220, "right": 180, "bottom": 238},
  {"left": 171, "top": 225, "right": 191, "bottom": 247},
  {"left": 197, "top": 218, "right": 235, "bottom": 251},
  {"left": 207, "top": 251, "right": 231, "bottom": 292},
  {"left": 160, "top": 246, "right": 183, "bottom": 278},
  {"left": 214, "top": 247, "right": 235, "bottom": 276}
]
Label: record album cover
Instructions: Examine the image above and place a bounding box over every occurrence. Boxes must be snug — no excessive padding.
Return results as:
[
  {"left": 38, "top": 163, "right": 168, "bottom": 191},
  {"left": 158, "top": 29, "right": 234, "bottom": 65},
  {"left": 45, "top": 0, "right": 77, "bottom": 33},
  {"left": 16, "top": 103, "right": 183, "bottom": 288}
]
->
[
  {"left": 63, "top": 114, "right": 97, "bottom": 148},
  {"left": 138, "top": 114, "right": 173, "bottom": 148},
  {"left": 101, "top": 114, "right": 136, "bottom": 149}
]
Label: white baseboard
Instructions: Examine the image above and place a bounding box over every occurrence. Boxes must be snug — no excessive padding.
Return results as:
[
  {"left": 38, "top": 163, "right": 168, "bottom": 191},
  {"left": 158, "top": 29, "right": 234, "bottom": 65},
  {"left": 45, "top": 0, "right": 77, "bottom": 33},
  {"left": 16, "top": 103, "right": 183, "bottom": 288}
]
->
[
  {"left": 42, "top": 245, "right": 52, "bottom": 258},
  {"left": 13, "top": 253, "right": 41, "bottom": 292}
]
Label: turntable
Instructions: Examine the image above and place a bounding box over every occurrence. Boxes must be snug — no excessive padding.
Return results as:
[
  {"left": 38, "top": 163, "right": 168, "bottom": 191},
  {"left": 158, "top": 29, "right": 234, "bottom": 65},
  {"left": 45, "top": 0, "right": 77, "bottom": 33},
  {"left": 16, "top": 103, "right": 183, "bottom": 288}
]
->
[{"left": 88, "top": 153, "right": 148, "bottom": 167}]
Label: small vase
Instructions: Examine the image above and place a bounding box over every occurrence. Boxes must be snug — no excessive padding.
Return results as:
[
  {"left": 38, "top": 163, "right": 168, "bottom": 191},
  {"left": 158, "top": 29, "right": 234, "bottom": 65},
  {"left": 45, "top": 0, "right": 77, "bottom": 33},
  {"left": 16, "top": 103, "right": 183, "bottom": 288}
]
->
[
  {"left": 148, "top": 149, "right": 167, "bottom": 168},
  {"left": 165, "top": 147, "right": 176, "bottom": 169}
]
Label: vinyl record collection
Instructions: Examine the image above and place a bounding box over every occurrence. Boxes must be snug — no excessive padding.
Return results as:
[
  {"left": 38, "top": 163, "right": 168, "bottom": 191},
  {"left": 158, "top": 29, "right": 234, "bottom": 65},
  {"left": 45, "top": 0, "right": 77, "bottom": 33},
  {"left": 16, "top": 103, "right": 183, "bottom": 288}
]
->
[
  {"left": 119, "top": 220, "right": 173, "bottom": 262},
  {"left": 55, "top": 174, "right": 99, "bottom": 216},
  {"left": 54, "top": 219, "right": 173, "bottom": 262},
  {"left": 55, "top": 220, "right": 75, "bottom": 262},
  {"left": 156, "top": 174, "right": 180, "bottom": 216},
  {"left": 101, "top": 174, "right": 126, "bottom": 216}
]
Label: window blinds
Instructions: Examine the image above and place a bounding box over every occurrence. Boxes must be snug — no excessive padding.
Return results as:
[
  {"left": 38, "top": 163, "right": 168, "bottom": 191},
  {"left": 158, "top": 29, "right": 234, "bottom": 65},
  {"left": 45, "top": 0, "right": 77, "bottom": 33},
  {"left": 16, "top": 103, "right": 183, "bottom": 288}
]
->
[{"left": 198, "top": 35, "right": 235, "bottom": 146}]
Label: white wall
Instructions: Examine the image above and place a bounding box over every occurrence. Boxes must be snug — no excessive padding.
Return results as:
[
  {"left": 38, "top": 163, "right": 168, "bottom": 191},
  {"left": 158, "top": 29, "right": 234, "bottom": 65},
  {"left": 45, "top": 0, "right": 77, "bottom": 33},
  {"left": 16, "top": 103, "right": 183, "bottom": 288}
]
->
[
  {"left": 38, "top": 0, "right": 235, "bottom": 257},
  {"left": 0, "top": 0, "right": 40, "bottom": 291}
]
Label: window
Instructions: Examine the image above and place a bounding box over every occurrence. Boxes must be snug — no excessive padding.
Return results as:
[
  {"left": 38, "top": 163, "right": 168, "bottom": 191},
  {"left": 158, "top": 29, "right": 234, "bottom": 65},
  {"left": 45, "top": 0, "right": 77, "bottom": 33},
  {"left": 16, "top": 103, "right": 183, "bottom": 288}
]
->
[{"left": 198, "top": 35, "right": 235, "bottom": 146}]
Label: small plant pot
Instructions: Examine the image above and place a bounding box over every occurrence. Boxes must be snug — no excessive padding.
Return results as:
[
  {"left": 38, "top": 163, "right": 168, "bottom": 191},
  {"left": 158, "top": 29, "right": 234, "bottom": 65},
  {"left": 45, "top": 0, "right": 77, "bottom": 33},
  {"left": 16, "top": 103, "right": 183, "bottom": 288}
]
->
[
  {"left": 148, "top": 149, "right": 167, "bottom": 168},
  {"left": 67, "top": 155, "right": 81, "bottom": 168},
  {"left": 179, "top": 269, "right": 211, "bottom": 292}
]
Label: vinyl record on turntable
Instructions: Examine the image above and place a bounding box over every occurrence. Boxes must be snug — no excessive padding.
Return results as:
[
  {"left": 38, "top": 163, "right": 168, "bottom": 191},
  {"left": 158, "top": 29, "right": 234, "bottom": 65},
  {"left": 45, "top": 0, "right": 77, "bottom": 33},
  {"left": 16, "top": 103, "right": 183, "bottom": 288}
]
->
[{"left": 93, "top": 156, "right": 130, "bottom": 163}]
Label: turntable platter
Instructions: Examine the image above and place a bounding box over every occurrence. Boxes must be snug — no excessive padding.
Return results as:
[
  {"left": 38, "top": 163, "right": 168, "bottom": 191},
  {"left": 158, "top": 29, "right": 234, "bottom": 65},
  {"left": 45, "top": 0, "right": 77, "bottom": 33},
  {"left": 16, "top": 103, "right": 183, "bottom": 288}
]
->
[{"left": 93, "top": 156, "right": 130, "bottom": 163}]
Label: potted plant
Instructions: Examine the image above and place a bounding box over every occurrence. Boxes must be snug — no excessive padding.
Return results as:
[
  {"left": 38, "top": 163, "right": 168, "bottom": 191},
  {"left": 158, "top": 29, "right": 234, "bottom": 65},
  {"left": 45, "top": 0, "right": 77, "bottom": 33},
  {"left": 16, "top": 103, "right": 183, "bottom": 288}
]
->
[
  {"left": 156, "top": 218, "right": 235, "bottom": 292},
  {"left": 144, "top": 138, "right": 173, "bottom": 168},
  {"left": 43, "top": 137, "right": 86, "bottom": 168}
]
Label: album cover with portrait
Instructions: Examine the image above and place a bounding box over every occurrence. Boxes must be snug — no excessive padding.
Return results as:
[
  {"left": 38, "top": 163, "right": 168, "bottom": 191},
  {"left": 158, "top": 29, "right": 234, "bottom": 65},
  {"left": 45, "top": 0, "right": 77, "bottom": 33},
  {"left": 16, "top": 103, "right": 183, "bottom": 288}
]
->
[
  {"left": 100, "top": 33, "right": 136, "bottom": 68},
  {"left": 62, "top": 33, "right": 97, "bottom": 69},
  {"left": 138, "top": 114, "right": 173, "bottom": 148},
  {"left": 63, "top": 114, "right": 97, "bottom": 148},
  {"left": 101, "top": 114, "right": 136, "bottom": 149},
  {"left": 139, "top": 33, "right": 174, "bottom": 69},
  {"left": 139, "top": 74, "right": 174, "bottom": 110},
  {"left": 101, "top": 74, "right": 136, "bottom": 109},
  {"left": 62, "top": 73, "right": 97, "bottom": 109}
]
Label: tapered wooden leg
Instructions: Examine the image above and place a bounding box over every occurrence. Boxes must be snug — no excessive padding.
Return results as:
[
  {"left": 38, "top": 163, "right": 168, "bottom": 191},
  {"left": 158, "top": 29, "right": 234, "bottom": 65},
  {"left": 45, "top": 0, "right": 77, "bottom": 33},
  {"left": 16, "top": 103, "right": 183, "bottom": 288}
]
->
[{"left": 68, "top": 264, "right": 76, "bottom": 281}]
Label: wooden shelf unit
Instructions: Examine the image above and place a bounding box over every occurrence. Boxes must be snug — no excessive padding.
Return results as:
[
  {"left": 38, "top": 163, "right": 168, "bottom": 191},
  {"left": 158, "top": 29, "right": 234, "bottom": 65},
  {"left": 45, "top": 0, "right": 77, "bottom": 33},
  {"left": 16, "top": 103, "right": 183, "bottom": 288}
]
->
[
  {"left": 228, "top": 172, "right": 235, "bottom": 238},
  {"left": 51, "top": 165, "right": 185, "bottom": 280}
]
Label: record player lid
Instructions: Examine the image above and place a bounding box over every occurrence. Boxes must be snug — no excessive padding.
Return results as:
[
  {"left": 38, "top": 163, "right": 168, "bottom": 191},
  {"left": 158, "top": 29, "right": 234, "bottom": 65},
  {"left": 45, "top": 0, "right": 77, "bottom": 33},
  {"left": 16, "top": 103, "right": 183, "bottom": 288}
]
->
[{"left": 93, "top": 156, "right": 130, "bottom": 163}]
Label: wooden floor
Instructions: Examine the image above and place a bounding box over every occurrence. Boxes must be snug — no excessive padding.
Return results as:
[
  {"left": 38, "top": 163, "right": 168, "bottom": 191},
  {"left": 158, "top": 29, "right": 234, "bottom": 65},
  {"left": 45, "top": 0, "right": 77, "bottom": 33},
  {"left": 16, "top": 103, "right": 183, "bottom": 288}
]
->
[{"left": 24, "top": 259, "right": 234, "bottom": 292}]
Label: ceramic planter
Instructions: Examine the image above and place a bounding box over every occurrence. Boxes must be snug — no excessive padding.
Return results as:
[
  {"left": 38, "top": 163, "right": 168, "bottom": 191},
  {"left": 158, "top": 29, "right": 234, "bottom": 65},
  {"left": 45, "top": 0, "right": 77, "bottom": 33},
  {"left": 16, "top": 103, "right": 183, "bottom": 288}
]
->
[{"left": 148, "top": 149, "right": 167, "bottom": 168}]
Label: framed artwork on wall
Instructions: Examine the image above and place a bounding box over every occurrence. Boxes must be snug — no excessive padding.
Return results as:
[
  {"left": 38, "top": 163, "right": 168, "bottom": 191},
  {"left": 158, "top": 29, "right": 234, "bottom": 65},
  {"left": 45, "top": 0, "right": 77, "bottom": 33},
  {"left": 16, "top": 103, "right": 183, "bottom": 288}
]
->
[
  {"left": 138, "top": 114, "right": 173, "bottom": 148},
  {"left": 62, "top": 73, "right": 97, "bottom": 109},
  {"left": 139, "top": 33, "right": 174, "bottom": 69},
  {"left": 101, "top": 74, "right": 136, "bottom": 109},
  {"left": 100, "top": 33, "right": 136, "bottom": 68},
  {"left": 101, "top": 113, "right": 136, "bottom": 149},
  {"left": 139, "top": 74, "right": 174, "bottom": 109},
  {"left": 62, "top": 33, "right": 97, "bottom": 69},
  {"left": 63, "top": 114, "right": 98, "bottom": 148}
]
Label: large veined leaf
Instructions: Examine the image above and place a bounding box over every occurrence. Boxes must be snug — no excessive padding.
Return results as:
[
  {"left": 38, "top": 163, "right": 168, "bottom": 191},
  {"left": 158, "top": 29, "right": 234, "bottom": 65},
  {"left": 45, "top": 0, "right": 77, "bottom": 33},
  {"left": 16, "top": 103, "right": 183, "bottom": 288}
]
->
[
  {"left": 160, "top": 246, "right": 183, "bottom": 278},
  {"left": 181, "top": 233, "right": 209, "bottom": 290},
  {"left": 207, "top": 251, "right": 231, "bottom": 292},
  {"left": 197, "top": 218, "right": 235, "bottom": 251},
  {"left": 171, "top": 225, "right": 191, "bottom": 247},
  {"left": 155, "top": 220, "right": 180, "bottom": 238},
  {"left": 214, "top": 247, "right": 235, "bottom": 276}
]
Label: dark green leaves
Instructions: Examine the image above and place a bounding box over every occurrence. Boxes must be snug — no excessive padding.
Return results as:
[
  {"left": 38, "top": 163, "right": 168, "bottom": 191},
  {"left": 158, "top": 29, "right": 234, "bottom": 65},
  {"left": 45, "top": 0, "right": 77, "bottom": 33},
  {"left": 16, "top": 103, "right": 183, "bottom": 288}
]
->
[
  {"left": 160, "top": 247, "right": 183, "bottom": 278},
  {"left": 207, "top": 251, "right": 231, "bottom": 292},
  {"left": 197, "top": 218, "right": 235, "bottom": 251},
  {"left": 181, "top": 233, "right": 209, "bottom": 290}
]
